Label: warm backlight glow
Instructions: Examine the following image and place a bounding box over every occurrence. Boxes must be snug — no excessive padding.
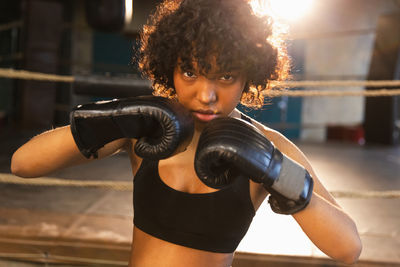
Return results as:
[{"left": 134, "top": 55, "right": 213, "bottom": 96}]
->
[
  {"left": 250, "top": 0, "right": 314, "bottom": 21},
  {"left": 237, "top": 200, "right": 322, "bottom": 256},
  {"left": 125, "top": 0, "right": 133, "bottom": 25}
]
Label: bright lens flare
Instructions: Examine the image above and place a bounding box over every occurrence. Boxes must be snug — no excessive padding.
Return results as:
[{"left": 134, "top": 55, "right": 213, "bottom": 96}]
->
[{"left": 250, "top": 0, "right": 314, "bottom": 21}]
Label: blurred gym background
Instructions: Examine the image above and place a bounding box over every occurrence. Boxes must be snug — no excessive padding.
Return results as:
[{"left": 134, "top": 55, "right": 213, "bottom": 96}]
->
[{"left": 0, "top": 0, "right": 399, "bottom": 266}]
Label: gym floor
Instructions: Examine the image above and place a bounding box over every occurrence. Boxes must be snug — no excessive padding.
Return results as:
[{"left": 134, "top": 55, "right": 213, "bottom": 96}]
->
[{"left": 0, "top": 130, "right": 399, "bottom": 266}]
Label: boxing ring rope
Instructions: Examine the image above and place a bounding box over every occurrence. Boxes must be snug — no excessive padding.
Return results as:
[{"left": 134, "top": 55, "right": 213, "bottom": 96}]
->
[
  {"left": 264, "top": 89, "right": 400, "bottom": 97},
  {"left": 0, "top": 68, "right": 74, "bottom": 83},
  {"left": 0, "top": 251, "right": 128, "bottom": 266},
  {"left": 0, "top": 173, "right": 399, "bottom": 199},
  {"left": 1, "top": 68, "right": 400, "bottom": 97},
  {"left": 271, "top": 79, "right": 400, "bottom": 88}
]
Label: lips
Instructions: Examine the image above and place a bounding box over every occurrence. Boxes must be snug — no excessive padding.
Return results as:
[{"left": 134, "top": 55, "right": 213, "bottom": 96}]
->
[{"left": 192, "top": 109, "right": 220, "bottom": 122}]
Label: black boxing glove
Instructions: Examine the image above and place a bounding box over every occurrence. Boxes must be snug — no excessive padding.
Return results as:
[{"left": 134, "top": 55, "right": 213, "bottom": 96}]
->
[
  {"left": 70, "top": 95, "right": 194, "bottom": 159},
  {"left": 194, "top": 117, "right": 313, "bottom": 215}
]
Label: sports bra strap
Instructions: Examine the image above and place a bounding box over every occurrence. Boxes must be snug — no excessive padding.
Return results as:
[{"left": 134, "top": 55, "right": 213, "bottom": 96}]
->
[{"left": 240, "top": 113, "right": 253, "bottom": 124}]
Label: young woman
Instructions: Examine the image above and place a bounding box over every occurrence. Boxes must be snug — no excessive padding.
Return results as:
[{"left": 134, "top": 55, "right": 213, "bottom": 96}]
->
[{"left": 11, "top": 0, "right": 362, "bottom": 266}]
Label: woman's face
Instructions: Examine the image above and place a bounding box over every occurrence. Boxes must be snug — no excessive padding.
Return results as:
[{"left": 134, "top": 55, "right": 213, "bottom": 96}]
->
[{"left": 173, "top": 62, "right": 246, "bottom": 124}]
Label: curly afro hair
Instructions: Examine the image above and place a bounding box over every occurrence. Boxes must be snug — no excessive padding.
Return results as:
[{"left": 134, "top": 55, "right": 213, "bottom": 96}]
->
[{"left": 137, "top": 0, "right": 290, "bottom": 108}]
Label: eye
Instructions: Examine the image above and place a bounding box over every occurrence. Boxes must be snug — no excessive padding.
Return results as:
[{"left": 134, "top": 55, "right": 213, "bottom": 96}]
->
[
  {"left": 183, "top": 71, "right": 197, "bottom": 78},
  {"left": 220, "top": 73, "right": 235, "bottom": 81}
]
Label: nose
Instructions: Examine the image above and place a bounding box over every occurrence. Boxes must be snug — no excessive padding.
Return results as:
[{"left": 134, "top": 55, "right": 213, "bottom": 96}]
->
[{"left": 196, "top": 78, "right": 217, "bottom": 105}]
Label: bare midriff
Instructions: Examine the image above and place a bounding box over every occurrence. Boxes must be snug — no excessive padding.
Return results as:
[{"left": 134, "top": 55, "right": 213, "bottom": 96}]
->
[{"left": 129, "top": 227, "right": 234, "bottom": 267}]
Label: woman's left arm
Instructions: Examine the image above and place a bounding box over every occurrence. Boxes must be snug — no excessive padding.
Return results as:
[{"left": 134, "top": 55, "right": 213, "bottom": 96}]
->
[{"left": 259, "top": 125, "right": 362, "bottom": 264}]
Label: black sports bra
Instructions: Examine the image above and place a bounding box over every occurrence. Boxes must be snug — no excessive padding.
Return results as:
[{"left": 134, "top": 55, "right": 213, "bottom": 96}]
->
[{"left": 133, "top": 159, "right": 255, "bottom": 253}]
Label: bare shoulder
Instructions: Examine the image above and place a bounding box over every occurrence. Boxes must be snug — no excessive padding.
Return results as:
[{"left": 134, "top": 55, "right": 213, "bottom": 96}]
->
[
  {"left": 230, "top": 109, "right": 297, "bottom": 157},
  {"left": 253, "top": 121, "right": 300, "bottom": 159}
]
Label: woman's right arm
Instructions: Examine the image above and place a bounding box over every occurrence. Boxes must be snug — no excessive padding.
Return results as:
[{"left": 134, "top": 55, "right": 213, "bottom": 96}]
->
[
  {"left": 11, "top": 96, "right": 195, "bottom": 178},
  {"left": 11, "top": 125, "right": 129, "bottom": 178}
]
